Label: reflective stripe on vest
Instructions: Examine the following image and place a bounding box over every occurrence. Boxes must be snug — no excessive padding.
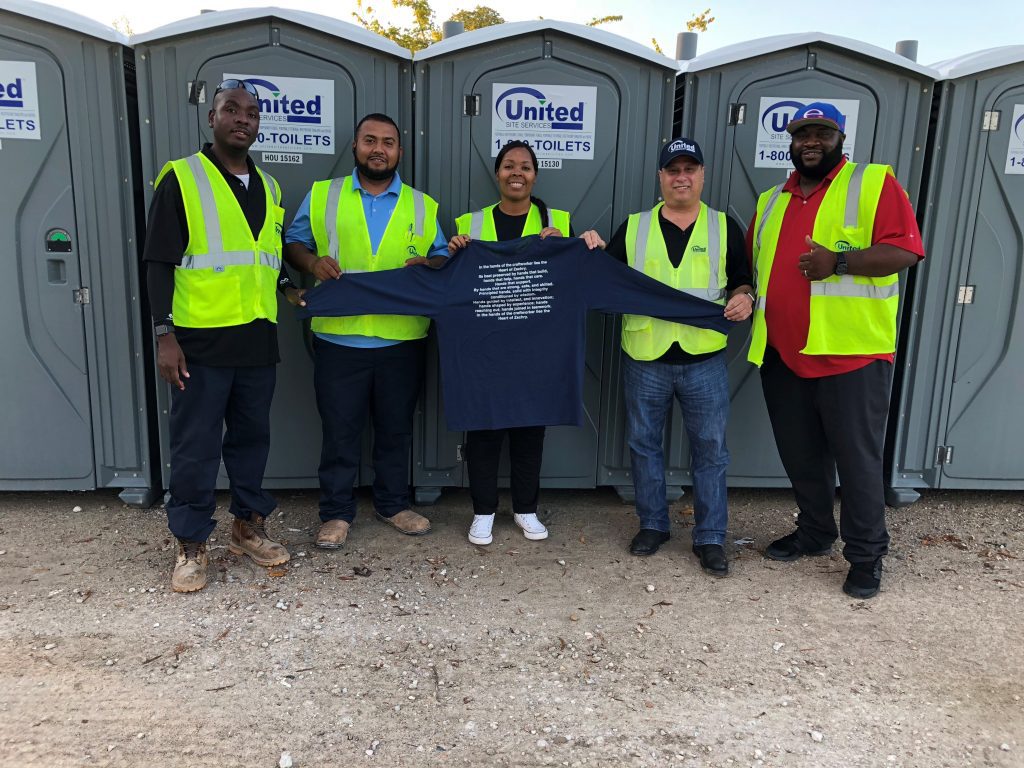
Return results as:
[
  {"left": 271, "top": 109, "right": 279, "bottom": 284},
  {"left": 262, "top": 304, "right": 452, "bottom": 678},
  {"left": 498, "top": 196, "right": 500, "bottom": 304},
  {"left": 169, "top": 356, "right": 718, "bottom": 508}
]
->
[
  {"left": 309, "top": 176, "right": 438, "bottom": 340},
  {"left": 632, "top": 207, "right": 725, "bottom": 303},
  {"left": 320, "top": 177, "right": 428, "bottom": 261},
  {"left": 747, "top": 162, "right": 899, "bottom": 365},
  {"left": 160, "top": 153, "right": 283, "bottom": 328},
  {"left": 621, "top": 202, "right": 729, "bottom": 359},
  {"left": 457, "top": 204, "right": 571, "bottom": 240},
  {"left": 178, "top": 154, "right": 282, "bottom": 273}
]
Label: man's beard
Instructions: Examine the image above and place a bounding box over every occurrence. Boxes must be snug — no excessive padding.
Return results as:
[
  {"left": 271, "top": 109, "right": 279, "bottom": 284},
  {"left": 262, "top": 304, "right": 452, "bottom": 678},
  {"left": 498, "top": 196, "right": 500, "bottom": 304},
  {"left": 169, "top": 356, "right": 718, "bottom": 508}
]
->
[
  {"left": 353, "top": 150, "right": 397, "bottom": 182},
  {"left": 791, "top": 141, "right": 844, "bottom": 180}
]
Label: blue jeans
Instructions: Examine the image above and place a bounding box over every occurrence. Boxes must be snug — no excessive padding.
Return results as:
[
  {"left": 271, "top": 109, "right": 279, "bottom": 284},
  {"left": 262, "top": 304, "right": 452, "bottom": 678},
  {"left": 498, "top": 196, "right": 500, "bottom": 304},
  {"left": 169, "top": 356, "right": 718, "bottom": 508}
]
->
[{"left": 623, "top": 354, "right": 730, "bottom": 545}]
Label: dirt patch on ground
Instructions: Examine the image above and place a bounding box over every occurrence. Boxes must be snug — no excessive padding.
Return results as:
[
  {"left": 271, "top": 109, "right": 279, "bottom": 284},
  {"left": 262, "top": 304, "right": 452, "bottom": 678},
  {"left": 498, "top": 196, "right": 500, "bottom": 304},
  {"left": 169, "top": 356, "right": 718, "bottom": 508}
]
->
[{"left": 1, "top": 488, "right": 1021, "bottom": 767}]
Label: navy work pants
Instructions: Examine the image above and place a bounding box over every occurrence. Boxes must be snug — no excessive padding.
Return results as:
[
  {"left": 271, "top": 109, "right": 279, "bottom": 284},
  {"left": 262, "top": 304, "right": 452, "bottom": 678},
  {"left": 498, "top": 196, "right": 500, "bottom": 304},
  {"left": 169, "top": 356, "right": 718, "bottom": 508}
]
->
[
  {"left": 759, "top": 345, "right": 891, "bottom": 563},
  {"left": 314, "top": 337, "right": 424, "bottom": 522},
  {"left": 166, "top": 363, "right": 277, "bottom": 542}
]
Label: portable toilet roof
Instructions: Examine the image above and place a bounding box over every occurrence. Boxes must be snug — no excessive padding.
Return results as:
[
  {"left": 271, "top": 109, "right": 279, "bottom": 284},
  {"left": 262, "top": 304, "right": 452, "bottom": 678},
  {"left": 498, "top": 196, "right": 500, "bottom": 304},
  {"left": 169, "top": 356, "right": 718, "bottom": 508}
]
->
[
  {"left": 132, "top": 5, "right": 411, "bottom": 58},
  {"left": 932, "top": 45, "right": 1024, "bottom": 79},
  {"left": 416, "top": 19, "right": 678, "bottom": 70},
  {"left": 0, "top": 0, "right": 127, "bottom": 44},
  {"left": 678, "top": 32, "right": 938, "bottom": 78}
]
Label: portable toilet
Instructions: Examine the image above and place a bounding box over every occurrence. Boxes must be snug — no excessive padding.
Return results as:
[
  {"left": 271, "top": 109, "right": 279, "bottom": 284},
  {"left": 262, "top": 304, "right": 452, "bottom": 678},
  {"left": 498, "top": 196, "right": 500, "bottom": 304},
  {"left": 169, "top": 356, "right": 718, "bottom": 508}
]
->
[
  {"left": 132, "top": 7, "right": 413, "bottom": 491},
  {"left": 600, "top": 33, "right": 936, "bottom": 499},
  {"left": 0, "top": 0, "right": 153, "bottom": 503},
  {"left": 889, "top": 46, "right": 1024, "bottom": 498},
  {"left": 411, "top": 21, "right": 679, "bottom": 502}
]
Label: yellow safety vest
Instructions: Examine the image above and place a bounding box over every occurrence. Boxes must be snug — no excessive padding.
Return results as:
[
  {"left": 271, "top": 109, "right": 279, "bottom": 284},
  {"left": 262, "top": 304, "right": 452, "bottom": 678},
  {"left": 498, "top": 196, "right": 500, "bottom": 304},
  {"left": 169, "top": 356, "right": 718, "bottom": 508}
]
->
[
  {"left": 748, "top": 161, "right": 900, "bottom": 366},
  {"left": 156, "top": 153, "right": 283, "bottom": 328},
  {"left": 455, "top": 204, "right": 571, "bottom": 239},
  {"left": 621, "top": 202, "right": 728, "bottom": 360},
  {"left": 308, "top": 176, "right": 439, "bottom": 339}
]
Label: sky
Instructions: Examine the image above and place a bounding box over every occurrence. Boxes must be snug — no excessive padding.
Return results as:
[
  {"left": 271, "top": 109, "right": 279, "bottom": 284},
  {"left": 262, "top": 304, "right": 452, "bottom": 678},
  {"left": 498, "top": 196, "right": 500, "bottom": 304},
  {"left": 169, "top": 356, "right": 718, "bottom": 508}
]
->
[{"left": 43, "top": 0, "right": 1018, "bottom": 65}]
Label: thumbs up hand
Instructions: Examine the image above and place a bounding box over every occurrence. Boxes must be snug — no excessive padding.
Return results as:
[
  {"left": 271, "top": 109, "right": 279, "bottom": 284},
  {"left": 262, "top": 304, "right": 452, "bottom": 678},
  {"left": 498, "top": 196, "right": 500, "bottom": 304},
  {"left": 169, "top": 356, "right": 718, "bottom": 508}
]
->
[{"left": 798, "top": 235, "right": 838, "bottom": 281}]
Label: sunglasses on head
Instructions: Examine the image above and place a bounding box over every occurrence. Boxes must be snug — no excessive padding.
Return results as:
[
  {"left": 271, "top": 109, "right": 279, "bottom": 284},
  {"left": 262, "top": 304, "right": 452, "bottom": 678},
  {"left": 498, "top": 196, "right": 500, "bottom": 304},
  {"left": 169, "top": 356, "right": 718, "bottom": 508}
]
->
[{"left": 214, "top": 79, "right": 259, "bottom": 98}]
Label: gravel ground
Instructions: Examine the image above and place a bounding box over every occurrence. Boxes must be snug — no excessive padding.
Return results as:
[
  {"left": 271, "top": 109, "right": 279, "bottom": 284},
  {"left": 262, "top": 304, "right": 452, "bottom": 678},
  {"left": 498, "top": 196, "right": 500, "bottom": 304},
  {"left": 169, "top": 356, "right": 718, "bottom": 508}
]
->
[{"left": 0, "top": 487, "right": 1021, "bottom": 768}]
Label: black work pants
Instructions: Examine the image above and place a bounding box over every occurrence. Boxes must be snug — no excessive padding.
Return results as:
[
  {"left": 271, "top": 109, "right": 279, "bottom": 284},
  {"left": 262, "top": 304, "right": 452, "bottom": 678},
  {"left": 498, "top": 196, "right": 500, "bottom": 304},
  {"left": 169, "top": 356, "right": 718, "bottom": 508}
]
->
[
  {"left": 314, "top": 337, "right": 424, "bottom": 522},
  {"left": 759, "top": 346, "right": 891, "bottom": 563},
  {"left": 465, "top": 426, "right": 546, "bottom": 516},
  {"left": 166, "top": 363, "right": 277, "bottom": 542}
]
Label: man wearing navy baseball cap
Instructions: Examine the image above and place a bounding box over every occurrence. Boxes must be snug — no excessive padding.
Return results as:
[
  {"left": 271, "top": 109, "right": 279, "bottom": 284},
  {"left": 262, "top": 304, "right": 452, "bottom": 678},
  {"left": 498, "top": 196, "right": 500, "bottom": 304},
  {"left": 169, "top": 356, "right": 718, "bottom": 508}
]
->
[
  {"left": 603, "top": 139, "right": 754, "bottom": 575},
  {"left": 746, "top": 101, "right": 925, "bottom": 598}
]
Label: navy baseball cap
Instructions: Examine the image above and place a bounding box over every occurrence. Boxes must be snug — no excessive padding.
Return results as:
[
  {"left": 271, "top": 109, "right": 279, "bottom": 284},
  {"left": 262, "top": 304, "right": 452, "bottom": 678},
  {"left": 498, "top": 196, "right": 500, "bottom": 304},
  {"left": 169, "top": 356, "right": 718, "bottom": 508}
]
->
[
  {"left": 786, "top": 102, "right": 846, "bottom": 134},
  {"left": 659, "top": 137, "right": 704, "bottom": 168}
]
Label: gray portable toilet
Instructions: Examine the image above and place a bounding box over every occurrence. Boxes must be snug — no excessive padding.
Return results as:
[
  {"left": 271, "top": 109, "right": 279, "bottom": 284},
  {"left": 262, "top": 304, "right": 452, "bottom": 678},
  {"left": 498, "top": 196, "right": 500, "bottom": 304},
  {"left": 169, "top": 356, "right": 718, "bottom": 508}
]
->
[
  {"left": 599, "top": 33, "right": 935, "bottom": 498},
  {"left": 133, "top": 7, "right": 413, "bottom": 491},
  {"left": 411, "top": 21, "right": 679, "bottom": 502},
  {"left": 889, "top": 46, "right": 1024, "bottom": 497},
  {"left": 0, "top": 0, "right": 153, "bottom": 502}
]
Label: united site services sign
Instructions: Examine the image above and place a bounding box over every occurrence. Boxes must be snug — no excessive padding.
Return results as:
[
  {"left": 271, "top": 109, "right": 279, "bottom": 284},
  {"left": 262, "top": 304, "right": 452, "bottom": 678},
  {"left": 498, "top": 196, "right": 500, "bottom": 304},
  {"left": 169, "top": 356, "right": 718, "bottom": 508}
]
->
[
  {"left": 0, "top": 61, "right": 41, "bottom": 141},
  {"left": 491, "top": 83, "right": 597, "bottom": 163},
  {"left": 1005, "top": 104, "right": 1024, "bottom": 175},
  {"left": 225, "top": 73, "right": 335, "bottom": 156}
]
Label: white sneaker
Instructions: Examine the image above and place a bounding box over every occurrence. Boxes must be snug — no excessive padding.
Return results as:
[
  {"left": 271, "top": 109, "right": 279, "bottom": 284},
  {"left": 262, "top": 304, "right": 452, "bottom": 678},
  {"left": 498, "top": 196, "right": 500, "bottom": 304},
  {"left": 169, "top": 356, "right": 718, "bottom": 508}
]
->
[
  {"left": 468, "top": 514, "right": 494, "bottom": 545},
  {"left": 514, "top": 513, "right": 549, "bottom": 541}
]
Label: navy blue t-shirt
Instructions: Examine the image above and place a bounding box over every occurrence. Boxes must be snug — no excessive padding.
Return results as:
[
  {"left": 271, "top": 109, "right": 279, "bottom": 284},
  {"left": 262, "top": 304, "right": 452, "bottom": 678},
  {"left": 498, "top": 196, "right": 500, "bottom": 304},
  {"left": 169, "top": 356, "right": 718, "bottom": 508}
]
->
[{"left": 298, "top": 237, "right": 732, "bottom": 431}]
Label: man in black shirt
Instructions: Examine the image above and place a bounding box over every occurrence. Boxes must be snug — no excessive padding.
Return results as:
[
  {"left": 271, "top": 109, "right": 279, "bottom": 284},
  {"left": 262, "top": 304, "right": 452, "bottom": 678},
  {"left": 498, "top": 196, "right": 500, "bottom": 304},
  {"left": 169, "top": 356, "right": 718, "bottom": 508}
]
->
[
  {"left": 604, "top": 138, "right": 753, "bottom": 574},
  {"left": 144, "top": 79, "right": 304, "bottom": 593}
]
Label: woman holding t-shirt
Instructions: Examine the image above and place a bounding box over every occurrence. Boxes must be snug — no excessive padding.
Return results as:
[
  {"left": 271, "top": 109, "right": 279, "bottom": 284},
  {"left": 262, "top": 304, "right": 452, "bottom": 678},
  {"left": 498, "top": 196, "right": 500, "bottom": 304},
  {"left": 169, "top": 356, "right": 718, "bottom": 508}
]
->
[{"left": 448, "top": 140, "right": 604, "bottom": 547}]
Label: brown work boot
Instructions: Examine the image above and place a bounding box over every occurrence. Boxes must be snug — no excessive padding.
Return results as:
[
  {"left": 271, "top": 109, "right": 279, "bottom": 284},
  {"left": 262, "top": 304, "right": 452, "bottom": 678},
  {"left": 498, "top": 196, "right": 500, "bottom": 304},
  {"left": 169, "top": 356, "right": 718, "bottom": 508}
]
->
[
  {"left": 229, "top": 514, "right": 290, "bottom": 567},
  {"left": 171, "top": 539, "right": 208, "bottom": 593},
  {"left": 376, "top": 509, "right": 431, "bottom": 535},
  {"left": 315, "top": 519, "right": 350, "bottom": 549}
]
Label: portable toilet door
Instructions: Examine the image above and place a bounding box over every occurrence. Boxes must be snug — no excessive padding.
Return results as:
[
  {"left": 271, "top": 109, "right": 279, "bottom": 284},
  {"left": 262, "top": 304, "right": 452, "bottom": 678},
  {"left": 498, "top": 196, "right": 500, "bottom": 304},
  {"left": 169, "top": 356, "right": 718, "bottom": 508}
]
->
[
  {"left": 133, "top": 7, "right": 413, "bottom": 491},
  {"left": 675, "top": 33, "right": 935, "bottom": 489},
  {"left": 0, "top": 0, "right": 152, "bottom": 500},
  {"left": 889, "top": 46, "right": 1024, "bottom": 494},
  {"left": 412, "top": 21, "right": 678, "bottom": 502}
]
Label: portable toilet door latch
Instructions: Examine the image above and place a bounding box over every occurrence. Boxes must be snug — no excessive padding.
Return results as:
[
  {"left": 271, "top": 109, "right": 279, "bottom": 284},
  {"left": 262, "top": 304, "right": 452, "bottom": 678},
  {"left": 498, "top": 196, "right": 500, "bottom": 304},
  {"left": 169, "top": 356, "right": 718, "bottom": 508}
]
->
[
  {"left": 982, "top": 111, "right": 1000, "bottom": 131},
  {"left": 188, "top": 80, "right": 207, "bottom": 105},
  {"left": 73, "top": 287, "right": 90, "bottom": 305}
]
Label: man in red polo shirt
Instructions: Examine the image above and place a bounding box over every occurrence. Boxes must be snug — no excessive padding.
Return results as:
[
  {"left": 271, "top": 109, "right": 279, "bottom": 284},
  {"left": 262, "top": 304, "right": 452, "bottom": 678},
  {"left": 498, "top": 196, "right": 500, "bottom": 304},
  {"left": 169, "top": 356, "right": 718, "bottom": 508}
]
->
[{"left": 746, "top": 102, "right": 923, "bottom": 599}]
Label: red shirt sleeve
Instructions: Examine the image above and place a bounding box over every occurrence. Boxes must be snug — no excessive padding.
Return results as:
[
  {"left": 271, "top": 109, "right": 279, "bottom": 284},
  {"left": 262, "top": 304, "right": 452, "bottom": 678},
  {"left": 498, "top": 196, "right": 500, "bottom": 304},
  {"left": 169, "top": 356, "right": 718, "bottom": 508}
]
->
[{"left": 872, "top": 174, "right": 925, "bottom": 259}]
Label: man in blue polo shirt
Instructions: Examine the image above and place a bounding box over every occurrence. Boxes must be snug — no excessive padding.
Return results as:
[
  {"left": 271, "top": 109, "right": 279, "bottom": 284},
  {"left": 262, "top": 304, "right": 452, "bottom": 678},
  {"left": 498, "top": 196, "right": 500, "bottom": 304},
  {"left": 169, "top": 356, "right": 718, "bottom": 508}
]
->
[{"left": 284, "top": 113, "right": 448, "bottom": 550}]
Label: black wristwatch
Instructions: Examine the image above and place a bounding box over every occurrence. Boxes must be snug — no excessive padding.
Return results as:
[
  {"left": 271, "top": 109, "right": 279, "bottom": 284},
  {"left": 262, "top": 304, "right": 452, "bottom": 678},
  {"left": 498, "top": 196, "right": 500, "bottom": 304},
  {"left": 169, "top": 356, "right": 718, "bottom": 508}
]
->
[
  {"left": 154, "top": 322, "right": 175, "bottom": 337},
  {"left": 834, "top": 251, "right": 849, "bottom": 276}
]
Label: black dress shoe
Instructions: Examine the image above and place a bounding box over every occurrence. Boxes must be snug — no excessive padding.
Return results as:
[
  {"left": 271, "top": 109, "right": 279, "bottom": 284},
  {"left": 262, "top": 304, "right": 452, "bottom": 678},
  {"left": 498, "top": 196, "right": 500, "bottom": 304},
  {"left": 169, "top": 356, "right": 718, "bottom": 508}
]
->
[
  {"left": 843, "top": 559, "right": 882, "bottom": 599},
  {"left": 629, "top": 529, "right": 670, "bottom": 556},
  {"left": 764, "top": 531, "right": 833, "bottom": 562},
  {"left": 692, "top": 544, "right": 729, "bottom": 576}
]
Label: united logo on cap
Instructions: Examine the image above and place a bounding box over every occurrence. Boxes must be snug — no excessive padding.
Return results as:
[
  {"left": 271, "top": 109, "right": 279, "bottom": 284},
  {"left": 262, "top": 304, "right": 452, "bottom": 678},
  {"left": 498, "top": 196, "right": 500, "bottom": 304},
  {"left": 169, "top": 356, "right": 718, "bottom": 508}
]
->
[
  {"left": 668, "top": 139, "right": 695, "bottom": 153},
  {"left": 660, "top": 137, "right": 704, "bottom": 168}
]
